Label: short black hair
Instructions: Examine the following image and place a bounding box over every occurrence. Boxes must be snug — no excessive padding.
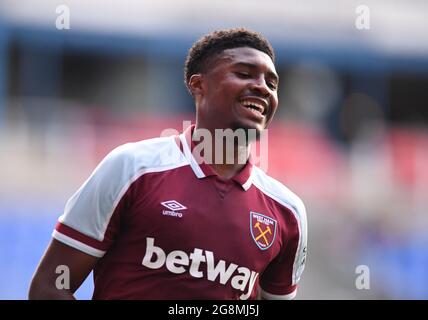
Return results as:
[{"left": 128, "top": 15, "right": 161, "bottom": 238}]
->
[{"left": 184, "top": 28, "right": 275, "bottom": 93}]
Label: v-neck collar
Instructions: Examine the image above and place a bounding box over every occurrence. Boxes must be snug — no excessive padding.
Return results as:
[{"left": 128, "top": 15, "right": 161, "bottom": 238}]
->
[{"left": 177, "top": 125, "right": 254, "bottom": 191}]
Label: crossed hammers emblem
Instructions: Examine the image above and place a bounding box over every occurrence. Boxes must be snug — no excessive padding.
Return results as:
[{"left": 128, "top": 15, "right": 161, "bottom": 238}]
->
[{"left": 254, "top": 222, "right": 272, "bottom": 245}]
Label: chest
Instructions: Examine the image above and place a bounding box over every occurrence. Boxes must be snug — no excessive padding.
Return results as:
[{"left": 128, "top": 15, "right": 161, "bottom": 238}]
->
[{"left": 124, "top": 170, "right": 283, "bottom": 271}]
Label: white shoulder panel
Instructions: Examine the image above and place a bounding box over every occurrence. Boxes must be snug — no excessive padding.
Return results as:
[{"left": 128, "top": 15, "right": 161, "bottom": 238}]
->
[{"left": 58, "top": 135, "right": 188, "bottom": 242}]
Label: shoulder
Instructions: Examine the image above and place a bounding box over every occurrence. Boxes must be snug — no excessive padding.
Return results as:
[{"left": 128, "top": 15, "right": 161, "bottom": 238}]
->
[
  {"left": 57, "top": 135, "right": 187, "bottom": 245},
  {"left": 102, "top": 135, "right": 187, "bottom": 174},
  {"left": 251, "top": 166, "right": 307, "bottom": 221}
]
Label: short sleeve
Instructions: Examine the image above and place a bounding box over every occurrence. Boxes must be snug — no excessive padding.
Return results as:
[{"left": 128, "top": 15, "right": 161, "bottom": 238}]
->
[
  {"left": 52, "top": 144, "right": 136, "bottom": 257},
  {"left": 259, "top": 200, "right": 308, "bottom": 300}
]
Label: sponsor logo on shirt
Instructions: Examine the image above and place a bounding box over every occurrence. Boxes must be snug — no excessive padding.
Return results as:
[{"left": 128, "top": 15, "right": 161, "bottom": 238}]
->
[
  {"left": 250, "top": 212, "right": 277, "bottom": 250},
  {"left": 161, "top": 200, "right": 187, "bottom": 218},
  {"left": 142, "top": 237, "right": 259, "bottom": 300}
]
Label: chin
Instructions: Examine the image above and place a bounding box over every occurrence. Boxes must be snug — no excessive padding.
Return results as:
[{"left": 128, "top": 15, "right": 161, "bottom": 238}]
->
[{"left": 230, "top": 121, "right": 264, "bottom": 142}]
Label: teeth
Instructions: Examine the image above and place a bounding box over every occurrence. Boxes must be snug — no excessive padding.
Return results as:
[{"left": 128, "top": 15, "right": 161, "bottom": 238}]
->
[
  {"left": 248, "top": 107, "right": 262, "bottom": 116},
  {"left": 240, "top": 100, "right": 264, "bottom": 114}
]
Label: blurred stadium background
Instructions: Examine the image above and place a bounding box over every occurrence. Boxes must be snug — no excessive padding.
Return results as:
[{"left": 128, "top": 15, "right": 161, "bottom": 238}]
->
[{"left": 0, "top": 0, "right": 428, "bottom": 299}]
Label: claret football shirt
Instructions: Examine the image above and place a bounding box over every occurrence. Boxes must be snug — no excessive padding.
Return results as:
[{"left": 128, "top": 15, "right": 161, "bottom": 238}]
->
[{"left": 53, "top": 125, "right": 307, "bottom": 300}]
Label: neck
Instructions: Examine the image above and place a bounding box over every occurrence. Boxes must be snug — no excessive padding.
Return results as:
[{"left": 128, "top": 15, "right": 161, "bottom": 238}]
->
[{"left": 193, "top": 124, "right": 251, "bottom": 179}]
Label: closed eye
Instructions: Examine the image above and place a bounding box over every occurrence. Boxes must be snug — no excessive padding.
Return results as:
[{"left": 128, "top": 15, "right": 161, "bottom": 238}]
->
[
  {"left": 236, "top": 71, "right": 278, "bottom": 90},
  {"left": 236, "top": 72, "right": 251, "bottom": 78},
  {"left": 267, "top": 81, "right": 278, "bottom": 90}
]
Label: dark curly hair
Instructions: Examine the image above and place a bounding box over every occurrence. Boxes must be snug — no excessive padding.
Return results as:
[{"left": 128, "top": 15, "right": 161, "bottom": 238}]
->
[{"left": 184, "top": 28, "right": 275, "bottom": 93}]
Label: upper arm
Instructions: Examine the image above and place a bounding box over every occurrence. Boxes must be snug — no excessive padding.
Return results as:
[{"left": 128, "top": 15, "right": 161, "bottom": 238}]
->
[{"left": 29, "top": 238, "right": 98, "bottom": 299}]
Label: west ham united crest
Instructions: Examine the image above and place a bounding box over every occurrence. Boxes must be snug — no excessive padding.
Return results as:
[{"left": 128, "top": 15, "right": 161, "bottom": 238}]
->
[{"left": 250, "top": 212, "right": 277, "bottom": 250}]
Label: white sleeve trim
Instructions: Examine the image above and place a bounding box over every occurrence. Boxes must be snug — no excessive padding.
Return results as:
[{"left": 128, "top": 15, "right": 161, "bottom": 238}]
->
[
  {"left": 260, "top": 287, "right": 297, "bottom": 300},
  {"left": 52, "top": 230, "right": 105, "bottom": 258}
]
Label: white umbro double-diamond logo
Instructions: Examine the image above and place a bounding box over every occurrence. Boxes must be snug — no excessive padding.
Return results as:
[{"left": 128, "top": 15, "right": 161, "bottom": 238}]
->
[
  {"left": 161, "top": 200, "right": 187, "bottom": 218},
  {"left": 161, "top": 200, "right": 187, "bottom": 211}
]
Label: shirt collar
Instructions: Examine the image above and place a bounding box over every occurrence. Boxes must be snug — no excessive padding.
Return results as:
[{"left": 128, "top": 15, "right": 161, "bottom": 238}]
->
[{"left": 177, "top": 125, "right": 253, "bottom": 191}]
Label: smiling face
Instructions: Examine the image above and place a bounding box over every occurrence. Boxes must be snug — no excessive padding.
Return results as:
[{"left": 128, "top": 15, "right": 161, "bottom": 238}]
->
[{"left": 190, "top": 47, "right": 279, "bottom": 136}]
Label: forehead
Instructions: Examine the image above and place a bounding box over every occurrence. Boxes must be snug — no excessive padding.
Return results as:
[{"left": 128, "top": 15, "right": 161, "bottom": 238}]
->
[{"left": 212, "top": 47, "right": 277, "bottom": 74}]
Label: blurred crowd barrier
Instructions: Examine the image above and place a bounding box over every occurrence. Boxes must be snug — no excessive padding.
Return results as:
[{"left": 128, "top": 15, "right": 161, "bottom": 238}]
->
[{"left": 1, "top": 110, "right": 427, "bottom": 299}]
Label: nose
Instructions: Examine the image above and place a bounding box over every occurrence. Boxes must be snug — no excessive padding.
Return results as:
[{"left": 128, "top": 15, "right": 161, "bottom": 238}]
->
[{"left": 249, "top": 76, "right": 270, "bottom": 97}]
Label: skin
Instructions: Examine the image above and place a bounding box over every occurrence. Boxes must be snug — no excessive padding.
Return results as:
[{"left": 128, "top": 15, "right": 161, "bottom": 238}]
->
[
  {"left": 189, "top": 47, "right": 279, "bottom": 178},
  {"left": 28, "top": 239, "right": 97, "bottom": 299},
  {"left": 28, "top": 46, "right": 279, "bottom": 299}
]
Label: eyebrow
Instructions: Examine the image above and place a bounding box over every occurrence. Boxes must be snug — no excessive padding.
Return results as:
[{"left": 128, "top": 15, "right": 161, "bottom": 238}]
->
[{"left": 233, "top": 62, "right": 279, "bottom": 83}]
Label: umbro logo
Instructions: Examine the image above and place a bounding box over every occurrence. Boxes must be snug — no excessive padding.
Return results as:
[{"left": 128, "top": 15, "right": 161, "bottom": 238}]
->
[
  {"left": 161, "top": 200, "right": 187, "bottom": 218},
  {"left": 161, "top": 200, "right": 187, "bottom": 211}
]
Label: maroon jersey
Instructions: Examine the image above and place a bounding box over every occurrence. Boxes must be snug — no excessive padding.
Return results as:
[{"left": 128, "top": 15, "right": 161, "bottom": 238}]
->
[{"left": 53, "top": 125, "right": 307, "bottom": 300}]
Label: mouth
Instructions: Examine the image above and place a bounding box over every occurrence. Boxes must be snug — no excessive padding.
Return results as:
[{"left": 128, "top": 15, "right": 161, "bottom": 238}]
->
[{"left": 239, "top": 97, "right": 269, "bottom": 118}]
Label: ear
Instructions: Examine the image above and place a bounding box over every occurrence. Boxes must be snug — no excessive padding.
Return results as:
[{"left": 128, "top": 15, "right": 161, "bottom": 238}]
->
[{"left": 188, "top": 74, "right": 205, "bottom": 99}]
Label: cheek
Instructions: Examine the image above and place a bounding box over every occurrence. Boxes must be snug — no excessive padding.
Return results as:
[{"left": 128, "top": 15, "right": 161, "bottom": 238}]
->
[
  {"left": 217, "top": 74, "right": 245, "bottom": 91},
  {"left": 270, "top": 95, "right": 279, "bottom": 113},
  {"left": 211, "top": 81, "right": 241, "bottom": 103},
  {"left": 203, "top": 74, "right": 245, "bottom": 110}
]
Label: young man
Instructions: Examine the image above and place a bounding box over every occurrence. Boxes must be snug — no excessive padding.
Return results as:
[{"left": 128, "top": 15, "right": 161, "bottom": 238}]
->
[{"left": 29, "top": 28, "right": 307, "bottom": 300}]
